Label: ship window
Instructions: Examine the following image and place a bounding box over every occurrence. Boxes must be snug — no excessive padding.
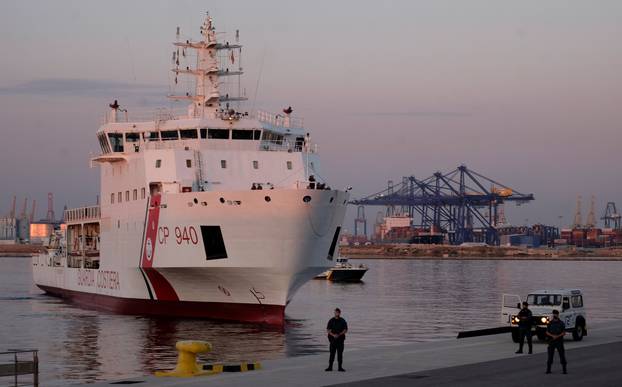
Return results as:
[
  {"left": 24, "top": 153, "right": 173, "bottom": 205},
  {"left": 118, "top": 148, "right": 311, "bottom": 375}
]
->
[
  {"left": 141, "top": 188, "right": 146, "bottom": 199},
  {"left": 200, "top": 225, "right": 228, "bottom": 260},
  {"left": 160, "top": 130, "right": 179, "bottom": 141},
  {"left": 287, "top": 161, "right": 293, "bottom": 170},
  {"left": 220, "top": 160, "right": 227, "bottom": 169},
  {"left": 200, "top": 128, "right": 208, "bottom": 139},
  {"left": 186, "top": 159, "right": 192, "bottom": 168},
  {"left": 208, "top": 129, "right": 230, "bottom": 139},
  {"left": 125, "top": 191, "right": 130, "bottom": 201},
  {"left": 180, "top": 129, "right": 198, "bottom": 139},
  {"left": 108, "top": 133, "right": 124, "bottom": 152},
  {"left": 155, "top": 159, "right": 162, "bottom": 168},
  {"left": 125, "top": 133, "right": 140, "bottom": 143},
  {"left": 133, "top": 189, "right": 138, "bottom": 200},
  {"left": 118, "top": 192, "right": 122, "bottom": 203},
  {"left": 232, "top": 129, "right": 254, "bottom": 140},
  {"left": 110, "top": 193, "right": 115, "bottom": 204},
  {"left": 143, "top": 132, "right": 159, "bottom": 142},
  {"left": 262, "top": 130, "right": 284, "bottom": 145},
  {"left": 254, "top": 130, "right": 262, "bottom": 140},
  {"left": 98, "top": 134, "right": 109, "bottom": 154},
  {"left": 252, "top": 160, "right": 259, "bottom": 169}
]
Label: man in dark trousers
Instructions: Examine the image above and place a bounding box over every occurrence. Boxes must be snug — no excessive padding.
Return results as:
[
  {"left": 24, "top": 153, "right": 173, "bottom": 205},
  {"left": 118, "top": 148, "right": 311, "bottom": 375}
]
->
[
  {"left": 516, "top": 301, "right": 533, "bottom": 354},
  {"left": 546, "top": 309, "right": 567, "bottom": 374},
  {"left": 325, "top": 308, "right": 348, "bottom": 372}
]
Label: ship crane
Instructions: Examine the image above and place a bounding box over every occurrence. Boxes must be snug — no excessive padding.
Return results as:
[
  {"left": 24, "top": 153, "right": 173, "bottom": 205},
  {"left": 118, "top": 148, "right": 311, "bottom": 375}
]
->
[{"left": 349, "top": 165, "right": 535, "bottom": 245}]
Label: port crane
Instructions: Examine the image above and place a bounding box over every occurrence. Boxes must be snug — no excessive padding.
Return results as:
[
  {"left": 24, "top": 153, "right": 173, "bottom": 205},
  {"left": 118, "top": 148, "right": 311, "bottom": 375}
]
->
[{"left": 349, "top": 165, "right": 535, "bottom": 245}]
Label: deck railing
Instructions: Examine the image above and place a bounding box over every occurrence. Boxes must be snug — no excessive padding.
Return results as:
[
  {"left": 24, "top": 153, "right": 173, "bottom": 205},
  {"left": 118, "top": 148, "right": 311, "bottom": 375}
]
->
[
  {"left": 254, "top": 110, "right": 304, "bottom": 129},
  {"left": 0, "top": 349, "right": 39, "bottom": 387},
  {"left": 65, "top": 206, "right": 101, "bottom": 223}
]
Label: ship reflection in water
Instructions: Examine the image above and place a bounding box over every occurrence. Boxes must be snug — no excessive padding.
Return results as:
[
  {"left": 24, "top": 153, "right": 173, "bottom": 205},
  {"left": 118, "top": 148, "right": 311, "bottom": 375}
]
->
[{"left": 2, "top": 257, "right": 622, "bottom": 385}]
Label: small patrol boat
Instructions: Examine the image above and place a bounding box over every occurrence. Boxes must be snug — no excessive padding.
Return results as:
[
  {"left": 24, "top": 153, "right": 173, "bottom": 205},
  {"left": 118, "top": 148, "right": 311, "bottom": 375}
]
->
[{"left": 315, "top": 257, "right": 368, "bottom": 282}]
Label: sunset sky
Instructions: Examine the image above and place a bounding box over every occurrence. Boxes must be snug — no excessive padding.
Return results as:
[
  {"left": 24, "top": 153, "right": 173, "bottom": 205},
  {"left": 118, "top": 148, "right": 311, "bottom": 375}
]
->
[{"left": 0, "top": 0, "right": 621, "bottom": 229}]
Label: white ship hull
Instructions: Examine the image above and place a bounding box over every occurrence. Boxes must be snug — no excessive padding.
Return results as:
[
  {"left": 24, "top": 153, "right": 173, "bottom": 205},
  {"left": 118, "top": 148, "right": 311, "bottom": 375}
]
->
[{"left": 33, "top": 189, "right": 347, "bottom": 324}]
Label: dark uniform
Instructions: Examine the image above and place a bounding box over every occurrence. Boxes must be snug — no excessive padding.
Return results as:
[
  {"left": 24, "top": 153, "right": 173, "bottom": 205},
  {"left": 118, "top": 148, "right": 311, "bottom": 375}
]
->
[
  {"left": 327, "top": 317, "right": 348, "bottom": 370},
  {"left": 546, "top": 318, "right": 567, "bottom": 373},
  {"left": 516, "top": 307, "right": 533, "bottom": 353}
]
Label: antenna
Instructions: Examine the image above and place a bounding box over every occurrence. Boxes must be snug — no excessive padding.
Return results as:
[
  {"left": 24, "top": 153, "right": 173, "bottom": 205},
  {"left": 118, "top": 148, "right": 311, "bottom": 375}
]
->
[
  {"left": 251, "top": 46, "right": 266, "bottom": 112},
  {"left": 168, "top": 13, "right": 246, "bottom": 118}
]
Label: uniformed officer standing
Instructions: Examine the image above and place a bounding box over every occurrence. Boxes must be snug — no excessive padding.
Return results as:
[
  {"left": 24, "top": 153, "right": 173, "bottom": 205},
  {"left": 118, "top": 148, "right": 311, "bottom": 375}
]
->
[
  {"left": 546, "top": 309, "right": 568, "bottom": 374},
  {"left": 515, "top": 301, "right": 533, "bottom": 354},
  {"left": 325, "top": 308, "right": 348, "bottom": 372}
]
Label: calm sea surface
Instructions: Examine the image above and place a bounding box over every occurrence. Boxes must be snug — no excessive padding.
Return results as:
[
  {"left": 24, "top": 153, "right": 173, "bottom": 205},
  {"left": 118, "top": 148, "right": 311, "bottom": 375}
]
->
[{"left": 1, "top": 257, "right": 622, "bottom": 385}]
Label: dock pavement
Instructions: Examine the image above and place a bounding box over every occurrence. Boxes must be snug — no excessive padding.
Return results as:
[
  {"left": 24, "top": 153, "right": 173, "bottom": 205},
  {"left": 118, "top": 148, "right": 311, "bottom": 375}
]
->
[{"left": 85, "top": 321, "right": 622, "bottom": 387}]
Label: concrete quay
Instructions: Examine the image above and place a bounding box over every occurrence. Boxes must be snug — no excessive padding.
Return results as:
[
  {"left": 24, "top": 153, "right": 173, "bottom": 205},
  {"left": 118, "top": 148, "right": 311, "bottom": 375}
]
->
[{"left": 87, "top": 321, "right": 622, "bottom": 387}]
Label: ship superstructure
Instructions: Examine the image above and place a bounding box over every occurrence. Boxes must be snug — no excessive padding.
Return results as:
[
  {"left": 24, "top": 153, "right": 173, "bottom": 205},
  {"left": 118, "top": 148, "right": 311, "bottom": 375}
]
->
[{"left": 32, "top": 14, "right": 348, "bottom": 325}]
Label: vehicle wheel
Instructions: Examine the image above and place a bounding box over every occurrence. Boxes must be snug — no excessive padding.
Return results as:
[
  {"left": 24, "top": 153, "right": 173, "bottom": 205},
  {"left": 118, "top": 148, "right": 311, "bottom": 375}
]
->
[
  {"left": 511, "top": 329, "right": 520, "bottom": 343},
  {"left": 572, "top": 323, "right": 584, "bottom": 341}
]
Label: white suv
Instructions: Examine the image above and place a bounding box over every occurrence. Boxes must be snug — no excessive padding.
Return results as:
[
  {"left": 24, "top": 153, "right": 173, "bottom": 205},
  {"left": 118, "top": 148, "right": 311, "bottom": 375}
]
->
[{"left": 501, "top": 289, "right": 587, "bottom": 342}]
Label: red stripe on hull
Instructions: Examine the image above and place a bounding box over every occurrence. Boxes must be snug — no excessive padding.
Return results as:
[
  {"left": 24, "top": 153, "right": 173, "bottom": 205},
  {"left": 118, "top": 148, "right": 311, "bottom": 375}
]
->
[
  {"left": 37, "top": 285, "right": 285, "bottom": 326},
  {"left": 143, "top": 268, "right": 179, "bottom": 301}
]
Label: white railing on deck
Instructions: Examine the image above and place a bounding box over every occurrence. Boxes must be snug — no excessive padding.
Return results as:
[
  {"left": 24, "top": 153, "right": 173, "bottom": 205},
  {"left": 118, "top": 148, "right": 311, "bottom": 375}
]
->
[
  {"left": 260, "top": 139, "right": 317, "bottom": 153},
  {"left": 65, "top": 206, "right": 101, "bottom": 223},
  {"left": 102, "top": 107, "right": 189, "bottom": 124},
  {"left": 254, "top": 110, "right": 304, "bottom": 129}
]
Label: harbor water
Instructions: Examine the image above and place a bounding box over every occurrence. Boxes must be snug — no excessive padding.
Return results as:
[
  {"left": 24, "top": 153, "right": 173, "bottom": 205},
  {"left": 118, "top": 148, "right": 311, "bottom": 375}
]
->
[{"left": 1, "top": 257, "right": 622, "bottom": 385}]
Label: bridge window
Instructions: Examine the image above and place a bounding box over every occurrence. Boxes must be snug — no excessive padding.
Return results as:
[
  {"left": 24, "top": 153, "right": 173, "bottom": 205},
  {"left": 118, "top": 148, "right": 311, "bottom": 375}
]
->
[
  {"left": 141, "top": 188, "right": 146, "bottom": 199},
  {"left": 125, "top": 133, "right": 140, "bottom": 143},
  {"left": 143, "top": 132, "right": 159, "bottom": 142},
  {"left": 160, "top": 130, "right": 179, "bottom": 141},
  {"left": 98, "top": 133, "right": 110, "bottom": 153},
  {"left": 117, "top": 192, "right": 122, "bottom": 203},
  {"left": 200, "top": 128, "right": 207, "bottom": 139},
  {"left": 253, "top": 160, "right": 259, "bottom": 169},
  {"left": 125, "top": 191, "right": 130, "bottom": 202},
  {"left": 108, "top": 133, "right": 124, "bottom": 152},
  {"left": 232, "top": 129, "right": 254, "bottom": 140},
  {"left": 262, "top": 130, "right": 283, "bottom": 145},
  {"left": 254, "top": 130, "right": 262, "bottom": 140},
  {"left": 208, "top": 129, "right": 230, "bottom": 139},
  {"left": 220, "top": 160, "right": 227, "bottom": 169},
  {"left": 180, "top": 129, "right": 198, "bottom": 139},
  {"left": 287, "top": 161, "right": 292, "bottom": 170},
  {"left": 110, "top": 193, "right": 115, "bottom": 204},
  {"left": 186, "top": 159, "right": 192, "bottom": 168},
  {"left": 155, "top": 159, "right": 162, "bottom": 168},
  {"left": 133, "top": 189, "right": 137, "bottom": 200}
]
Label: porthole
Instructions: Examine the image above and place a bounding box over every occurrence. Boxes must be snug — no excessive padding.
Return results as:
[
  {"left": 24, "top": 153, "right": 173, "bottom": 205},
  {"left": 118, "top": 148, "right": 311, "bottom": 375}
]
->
[
  {"left": 343, "top": 200, "right": 347, "bottom": 204},
  {"left": 303, "top": 195, "right": 312, "bottom": 203},
  {"left": 265, "top": 196, "right": 271, "bottom": 202},
  {"left": 193, "top": 198, "right": 198, "bottom": 204},
  {"left": 201, "top": 201, "right": 208, "bottom": 206},
  {"left": 329, "top": 197, "right": 334, "bottom": 203},
  {"left": 219, "top": 197, "right": 225, "bottom": 203}
]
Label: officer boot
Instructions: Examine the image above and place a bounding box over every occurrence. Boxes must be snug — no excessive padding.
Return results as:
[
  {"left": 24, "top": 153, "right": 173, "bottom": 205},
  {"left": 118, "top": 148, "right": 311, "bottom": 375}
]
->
[
  {"left": 546, "top": 364, "right": 551, "bottom": 374},
  {"left": 563, "top": 364, "right": 567, "bottom": 374}
]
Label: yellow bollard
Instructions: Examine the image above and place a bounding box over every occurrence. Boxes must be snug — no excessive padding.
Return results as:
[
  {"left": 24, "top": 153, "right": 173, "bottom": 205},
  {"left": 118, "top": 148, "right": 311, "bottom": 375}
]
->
[{"left": 155, "top": 340, "right": 214, "bottom": 377}]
